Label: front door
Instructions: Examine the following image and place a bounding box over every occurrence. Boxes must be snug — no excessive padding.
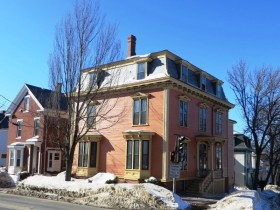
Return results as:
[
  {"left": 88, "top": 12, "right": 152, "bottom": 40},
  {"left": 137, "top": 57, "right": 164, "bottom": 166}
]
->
[
  {"left": 47, "top": 151, "right": 61, "bottom": 172},
  {"left": 199, "top": 144, "right": 208, "bottom": 177}
]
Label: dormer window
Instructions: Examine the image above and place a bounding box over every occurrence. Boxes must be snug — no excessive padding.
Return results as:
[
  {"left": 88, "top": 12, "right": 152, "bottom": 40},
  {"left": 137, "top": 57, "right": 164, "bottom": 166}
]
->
[
  {"left": 137, "top": 62, "right": 146, "bottom": 80},
  {"left": 181, "top": 65, "right": 188, "bottom": 83},
  {"left": 201, "top": 76, "right": 206, "bottom": 91},
  {"left": 217, "top": 84, "right": 222, "bottom": 98},
  {"left": 23, "top": 96, "right": 30, "bottom": 112}
]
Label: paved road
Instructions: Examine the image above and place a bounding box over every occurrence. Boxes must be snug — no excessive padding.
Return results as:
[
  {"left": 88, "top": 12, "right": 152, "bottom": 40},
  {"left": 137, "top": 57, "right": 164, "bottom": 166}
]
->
[{"left": 0, "top": 192, "right": 112, "bottom": 210}]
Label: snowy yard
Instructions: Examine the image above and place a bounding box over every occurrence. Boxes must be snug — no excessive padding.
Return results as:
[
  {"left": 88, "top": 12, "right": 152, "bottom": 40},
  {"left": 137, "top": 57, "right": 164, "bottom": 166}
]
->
[
  {"left": 2, "top": 166, "right": 280, "bottom": 209},
  {"left": 0, "top": 168, "right": 190, "bottom": 209}
]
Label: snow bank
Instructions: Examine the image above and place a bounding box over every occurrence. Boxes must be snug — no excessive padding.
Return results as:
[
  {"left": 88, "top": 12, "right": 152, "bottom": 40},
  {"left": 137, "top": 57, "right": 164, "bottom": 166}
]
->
[
  {"left": 209, "top": 188, "right": 280, "bottom": 210},
  {"left": 12, "top": 173, "right": 190, "bottom": 209},
  {"left": 0, "top": 167, "right": 16, "bottom": 188},
  {"left": 88, "top": 172, "right": 116, "bottom": 184}
]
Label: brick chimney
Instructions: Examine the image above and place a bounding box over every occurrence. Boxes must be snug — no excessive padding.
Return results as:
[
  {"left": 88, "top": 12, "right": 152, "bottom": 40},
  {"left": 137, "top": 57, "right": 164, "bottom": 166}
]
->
[
  {"left": 127, "top": 34, "right": 136, "bottom": 57},
  {"left": 55, "top": 83, "right": 62, "bottom": 93}
]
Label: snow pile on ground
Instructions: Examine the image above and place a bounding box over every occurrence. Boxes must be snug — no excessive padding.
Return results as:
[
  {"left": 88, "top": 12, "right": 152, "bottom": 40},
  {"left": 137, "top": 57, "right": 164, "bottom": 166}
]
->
[
  {"left": 11, "top": 172, "right": 190, "bottom": 210},
  {"left": 0, "top": 167, "right": 16, "bottom": 188},
  {"left": 88, "top": 172, "right": 116, "bottom": 184},
  {"left": 209, "top": 187, "right": 280, "bottom": 210}
]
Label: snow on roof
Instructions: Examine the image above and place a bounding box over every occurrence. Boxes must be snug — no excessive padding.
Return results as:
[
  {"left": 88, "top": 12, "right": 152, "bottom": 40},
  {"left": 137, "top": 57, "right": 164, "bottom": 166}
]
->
[
  {"left": 26, "top": 138, "right": 40, "bottom": 142},
  {"left": 126, "top": 53, "right": 151, "bottom": 60},
  {"left": 10, "top": 142, "right": 24, "bottom": 146}
]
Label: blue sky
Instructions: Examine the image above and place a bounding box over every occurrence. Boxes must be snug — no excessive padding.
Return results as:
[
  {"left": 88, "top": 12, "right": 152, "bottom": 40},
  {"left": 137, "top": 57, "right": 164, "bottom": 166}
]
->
[{"left": 1, "top": 0, "right": 280, "bottom": 132}]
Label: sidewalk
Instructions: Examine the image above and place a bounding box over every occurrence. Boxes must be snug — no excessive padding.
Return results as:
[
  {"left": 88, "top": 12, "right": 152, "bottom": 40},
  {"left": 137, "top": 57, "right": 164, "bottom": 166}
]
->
[{"left": 181, "top": 196, "right": 219, "bottom": 209}]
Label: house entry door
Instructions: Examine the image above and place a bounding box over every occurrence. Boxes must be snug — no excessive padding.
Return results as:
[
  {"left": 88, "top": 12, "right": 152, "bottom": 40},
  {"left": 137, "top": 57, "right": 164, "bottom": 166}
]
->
[
  {"left": 47, "top": 151, "right": 61, "bottom": 172},
  {"left": 198, "top": 144, "right": 208, "bottom": 177}
]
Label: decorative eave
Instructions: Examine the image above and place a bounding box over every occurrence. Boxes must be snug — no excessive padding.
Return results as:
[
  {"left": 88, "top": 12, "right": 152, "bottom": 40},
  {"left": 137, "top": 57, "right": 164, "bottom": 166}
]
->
[
  {"left": 78, "top": 73, "right": 234, "bottom": 110},
  {"left": 196, "top": 135, "right": 226, "bottom": 143},
  {"left": 123, "top": 130, "right": 155, "bottom": 140},
  {"left": 81, "top": 134, "right": 103, "bottom": 142},
  {"left": 168, "top": 77, "right": 234, "bottom": 110}
]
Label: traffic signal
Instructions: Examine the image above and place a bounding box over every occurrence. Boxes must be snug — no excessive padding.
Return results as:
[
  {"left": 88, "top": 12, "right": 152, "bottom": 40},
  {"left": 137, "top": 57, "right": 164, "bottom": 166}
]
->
[
  {"left": 170, "top": 150, "right": 175, "bottom": 162},
  {"left": 178, "top": 136, "right": 186, "bottom": 152}
]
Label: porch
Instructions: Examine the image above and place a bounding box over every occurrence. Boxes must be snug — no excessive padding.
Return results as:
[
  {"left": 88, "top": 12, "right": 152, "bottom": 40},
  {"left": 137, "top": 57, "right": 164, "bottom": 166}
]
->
[{"left": 185, "top": 136, "right": 226, "bottom": 196}]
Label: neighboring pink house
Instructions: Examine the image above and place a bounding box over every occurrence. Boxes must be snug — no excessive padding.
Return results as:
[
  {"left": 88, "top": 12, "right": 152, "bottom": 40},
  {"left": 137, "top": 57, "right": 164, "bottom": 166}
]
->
[{"left": 72, "top": 35, "right": 235, "bottom": 196}]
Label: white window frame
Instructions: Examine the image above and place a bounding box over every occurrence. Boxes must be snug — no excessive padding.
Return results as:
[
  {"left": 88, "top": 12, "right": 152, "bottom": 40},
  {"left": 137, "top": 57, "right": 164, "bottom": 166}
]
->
[
  {"left": 23, "top": 96, "right": 30, "bottom": 112},
  {"left": 33, "top": 117, "right": 40, "bottom": 137},
  {"left": 137, "top": 62, "right": 147, "bottom": 80},
  {"left": 16, "top": 119, "right": 23, "bottom": 139}
]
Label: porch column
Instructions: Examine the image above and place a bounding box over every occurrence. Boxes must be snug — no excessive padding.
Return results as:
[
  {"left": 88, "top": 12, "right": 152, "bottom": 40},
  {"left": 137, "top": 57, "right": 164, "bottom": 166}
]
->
[
  {"left": 38, "top": 146, "right": 41, "bottom": 174},
  {"left": 27, "top": 146, "right": 31, "bottom": 173},
  {"left": 210, "top": 141, "right": 215, "bottom": 171}
]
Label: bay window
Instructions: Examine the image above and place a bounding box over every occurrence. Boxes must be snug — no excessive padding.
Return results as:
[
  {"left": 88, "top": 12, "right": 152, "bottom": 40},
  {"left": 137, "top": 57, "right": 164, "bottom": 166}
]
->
[
  {"left": 123, "top": 130, "right": 154, "bottom": 180},
  {"left": 76, "top": 135, "right": 101, "bottom": 177}
]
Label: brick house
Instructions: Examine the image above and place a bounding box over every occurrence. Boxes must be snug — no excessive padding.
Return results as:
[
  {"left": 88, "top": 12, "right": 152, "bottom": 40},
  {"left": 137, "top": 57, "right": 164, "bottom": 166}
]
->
[
  {"left": 72, "top": 35, "right": 235, "bottom": 196},
  {"left": 6, "top": 84, "right": 67, "bottom": 174}
]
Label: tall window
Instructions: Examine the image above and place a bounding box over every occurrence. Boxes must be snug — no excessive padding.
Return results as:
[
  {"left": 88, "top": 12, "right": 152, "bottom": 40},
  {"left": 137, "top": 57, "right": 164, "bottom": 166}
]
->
[
  {"left": 133, "top": 98, "right": 147, "bottom": 125},
  {"left": 137, "top": 62, "right": 145, "bottom": 80},
  {"left": 78, "top": 142, "right": 88, "bottom": 167},
  {"left": 199, "top": 107, "right": 207, "bottom": 131},
  {"left": 78, "top": 141, "right": 97, "bottom": 168},
  {"left": 16, "top": 120, "right": 23, "bottom": 138},
  {"left": 216, "top": 112, "right": 223, "bottom": 135},
  {"left": 181, "top": 65, "right": 188, "bottom": 83},
  {"left": 87, "top": 104, "right": 96, "bottom": 128},
  {"left": 23, "top": 96, "right": 30, "bottom": 111},
  {"left": 9, "top": 150, "right": 14, "bottom": 166},
  {"left": 142, "top": 140, "right": 149, "bottom": 170},
  {"left": 9, "top": 148, "right": 22, "bottom": 167},
  {"left": 34, "top": 118, "right": 40, "bottom": 136},
  {"left": 179, "top": 100, "right": 188, "bottom": 127},
  {"left": 126, "top": 140, "right": 149, "bottom": 170},
  {"left": 215, "top": 143, "right": 222, "bottom": 169}
]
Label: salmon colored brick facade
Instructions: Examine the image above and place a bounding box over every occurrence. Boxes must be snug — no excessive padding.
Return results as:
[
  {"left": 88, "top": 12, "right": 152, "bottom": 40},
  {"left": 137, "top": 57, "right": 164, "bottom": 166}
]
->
[{"left": 72, "top": 42, "right": 235, "bottom": 196}]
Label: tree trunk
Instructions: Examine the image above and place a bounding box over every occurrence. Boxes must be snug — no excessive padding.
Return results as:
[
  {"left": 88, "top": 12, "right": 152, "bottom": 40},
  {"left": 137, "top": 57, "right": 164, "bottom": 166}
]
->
[
  {"left": 65, "top": 144, "right": 76, "bottom": 181},
  {"left": 253, "top": 153, "right": 261, "bottom": 190},
  {"left": 65, "top": 158, "right": 73, "bottom": 181}
]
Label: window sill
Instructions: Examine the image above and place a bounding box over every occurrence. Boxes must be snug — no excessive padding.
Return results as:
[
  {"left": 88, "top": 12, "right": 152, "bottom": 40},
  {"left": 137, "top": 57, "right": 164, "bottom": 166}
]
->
[
  {"left": 76, "top": 166, "right": 98, "bottom": 177},
  {"left": 124, "top": 169, "right": 150, "bottom": 180},
  {"left": 132, "top": 124, "right": 149, "bottom": 127},
  {"left": 15, "top": 137, "right": 22, "bottom": 139}
]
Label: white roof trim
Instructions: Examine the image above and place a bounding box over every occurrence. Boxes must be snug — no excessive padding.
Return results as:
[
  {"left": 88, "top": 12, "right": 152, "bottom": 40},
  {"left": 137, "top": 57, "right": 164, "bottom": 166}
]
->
[{"left": 6, "top": 84, "right": 44, "bottom": 115}]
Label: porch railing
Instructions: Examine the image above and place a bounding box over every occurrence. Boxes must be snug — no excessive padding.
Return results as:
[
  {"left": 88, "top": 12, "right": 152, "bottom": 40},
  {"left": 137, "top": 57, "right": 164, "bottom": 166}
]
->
[
  {"left": 212, "top": 169, "right": 223, "bottom": 179},
  {"left": 199, "top": 169, "right": 223, "bottom": 193},
  {"left": 199, "top": 171, "right": 212, "bottom": 193}
]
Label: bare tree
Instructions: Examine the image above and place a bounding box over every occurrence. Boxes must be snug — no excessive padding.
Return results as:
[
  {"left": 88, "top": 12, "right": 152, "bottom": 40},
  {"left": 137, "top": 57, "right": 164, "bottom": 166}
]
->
[
  {"left": 263, "top": 126, "right": 280, "bottom": 185},
  {"left": 228, "top": 61, "right": 280, "bottom": 189},
  {"left": 48, "top": 0, "right": 122, "bottom": 181}
]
